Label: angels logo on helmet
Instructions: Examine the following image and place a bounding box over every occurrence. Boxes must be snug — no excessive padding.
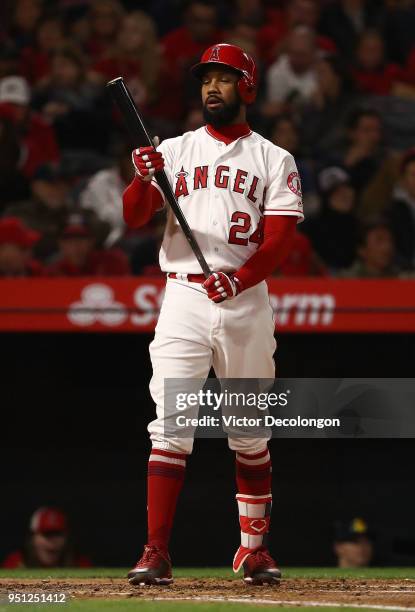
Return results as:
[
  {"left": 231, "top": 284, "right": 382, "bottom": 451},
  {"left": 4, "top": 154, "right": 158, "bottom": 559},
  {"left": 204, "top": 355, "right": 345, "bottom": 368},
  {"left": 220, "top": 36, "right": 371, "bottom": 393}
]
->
[{"left": 209, "top": 46, "right": 220, "bottom": 61}]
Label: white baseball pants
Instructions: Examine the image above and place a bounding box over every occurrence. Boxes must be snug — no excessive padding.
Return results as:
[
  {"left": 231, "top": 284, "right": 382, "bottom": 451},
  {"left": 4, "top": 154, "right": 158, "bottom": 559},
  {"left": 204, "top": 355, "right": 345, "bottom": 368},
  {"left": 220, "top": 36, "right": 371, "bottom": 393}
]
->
[{"left": 148, "top": 277, "right": 276, "bottom": 454}]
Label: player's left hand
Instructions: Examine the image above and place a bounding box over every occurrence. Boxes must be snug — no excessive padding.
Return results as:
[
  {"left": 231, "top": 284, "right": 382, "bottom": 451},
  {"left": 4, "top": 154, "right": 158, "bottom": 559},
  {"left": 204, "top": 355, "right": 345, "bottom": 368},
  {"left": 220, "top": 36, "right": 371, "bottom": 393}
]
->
[{"left": 202, "top": 272, "right": 242, "bottom": 303}]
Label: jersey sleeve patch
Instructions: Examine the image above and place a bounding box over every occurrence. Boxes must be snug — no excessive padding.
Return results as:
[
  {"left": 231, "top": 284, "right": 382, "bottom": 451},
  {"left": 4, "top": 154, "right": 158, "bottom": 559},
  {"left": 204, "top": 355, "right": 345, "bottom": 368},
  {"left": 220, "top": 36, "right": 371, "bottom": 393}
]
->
[{"left": 287, "top": 171, "right": 302, "bottom": 197}]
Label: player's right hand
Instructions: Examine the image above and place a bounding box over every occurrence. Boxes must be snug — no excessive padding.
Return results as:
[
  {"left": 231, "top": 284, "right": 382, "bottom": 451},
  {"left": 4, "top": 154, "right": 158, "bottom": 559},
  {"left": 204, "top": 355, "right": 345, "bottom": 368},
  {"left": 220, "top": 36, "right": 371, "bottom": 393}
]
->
[
  {"left": 203, "top": 272, "right": 242, "bottom": 303},
  {"left": 132, "top": 137, "right": 164, "bottom": 182}
]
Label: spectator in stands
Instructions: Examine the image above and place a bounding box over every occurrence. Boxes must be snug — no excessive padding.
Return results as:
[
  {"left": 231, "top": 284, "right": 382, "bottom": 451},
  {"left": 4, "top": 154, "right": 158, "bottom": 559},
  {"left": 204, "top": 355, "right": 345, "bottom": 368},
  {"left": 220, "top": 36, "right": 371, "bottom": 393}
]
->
[
  {"left": 130, "top": 212, "right": 165, "bottom": 276},
  {"left": 302, "top": 166, "right": 358, "bottom": 271},
  {"left": 233, "top": 0, "right": 264, "bottom": 25},
  {"left": 0, "top": 117, "right": 30, "bottom": 209},
  {"left": 0, "top": 41, "right": 21, "bottom": 80},
  {"left": 2, "top": 507, "right": 91, "bottom": 568},
  {"left": 86, "top": 0, "right": 125, "bottom": 62},
  {"left": 257, "top": 0, "right": 335, "bottom": 68},
  {"left": 20, "top": 15, "right": 66, "bottom": 85},
  {"left": 9, "top": 0, "right": 44, "bottom": 51},
  {"left": 264, "top": 27, "right": 318, "bottom": 117},
  {"left": 161, "top": 0, "right": 223, "bottom": 119},
  {"left": 388, "top": 149, "right": 415, "bottom": 268},
  {"left": 225, "top": 22, "right": 258, "bottom": 63},
  {"left": 64, "top": 5, "right": 90, "bottom": 52},
  {"left": 352, "top": 30, "right": 405, "bottom": 96},
  {"left": 343, "top": 220, "right": 399, "bottom": 277},
  {"left": 319, "top": 0, "right": 382, "bottom": 62},
  {"left": 328, "top": 108, "right": 388, "bottom": 198},
  {"left": 358, "top": 152, "right": 402, "bottom": 221},
  {"left": 383, "top": 0, "right": 415, "bottom": 66},
  {"left": 275, "top": 231, "right": 327, "bottom": 277},
  {"left": 162, "top": 0, "right": 221, "bottom": 72},
  {"left": 32, "top": 47, "right": 109, "bottom": 153},
  {"left": 333, "top": 518, "right": 374, "bottom": 567},
  {"left": 0, "top": 75, "right": 60, "bottom": 178},
  {"left": 0, "top": 216, "right": 42, "bottom": 277},
  {"left": 249, "top": 0, "right": 286, "bottom": 67},
  {"left": 271, "top": 115, "right": 299, "bottom": 155},
  {"left": 48, "top": 212, "right": 130, "bottom": 276},
  {"left": 284, "top": 0, "right": 335, "bottom": 55},
  {"left": 4, "top": 163, "right": 72, "bottom": 260},
  {"left": 301, "top": 55, "right": 359, "bottom": 158},
  {"left": 80, "top": 146, "right": 134, "bottom": 246},
  {"left": 91, "top": 11, "right": 161, "bottom": 109}
]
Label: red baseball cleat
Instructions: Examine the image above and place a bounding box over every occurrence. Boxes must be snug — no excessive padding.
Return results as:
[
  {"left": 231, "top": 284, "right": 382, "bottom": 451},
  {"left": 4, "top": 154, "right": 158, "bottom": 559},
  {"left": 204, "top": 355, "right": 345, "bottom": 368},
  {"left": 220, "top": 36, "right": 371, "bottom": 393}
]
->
[
  {"left": 233, "top": 545, "right": 281, "bottom": 585},
  {"left": 128, "top": 545, "right": 173, "bottom": 585}
]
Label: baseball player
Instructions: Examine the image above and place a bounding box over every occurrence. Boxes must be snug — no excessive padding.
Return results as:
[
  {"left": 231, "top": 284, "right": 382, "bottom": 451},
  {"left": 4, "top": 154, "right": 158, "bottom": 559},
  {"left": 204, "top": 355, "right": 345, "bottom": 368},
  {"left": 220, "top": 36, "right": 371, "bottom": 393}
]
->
[{"left": 123, "top": 44, "right": 303, "bottom": 586}]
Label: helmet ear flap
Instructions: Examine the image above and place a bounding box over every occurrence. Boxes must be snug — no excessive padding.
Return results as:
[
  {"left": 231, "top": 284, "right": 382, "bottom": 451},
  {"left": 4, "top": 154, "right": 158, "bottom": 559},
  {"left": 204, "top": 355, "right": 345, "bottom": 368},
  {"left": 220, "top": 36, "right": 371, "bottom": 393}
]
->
[{"left": 237, "top": 76, "right": 256, "bottom": 105}]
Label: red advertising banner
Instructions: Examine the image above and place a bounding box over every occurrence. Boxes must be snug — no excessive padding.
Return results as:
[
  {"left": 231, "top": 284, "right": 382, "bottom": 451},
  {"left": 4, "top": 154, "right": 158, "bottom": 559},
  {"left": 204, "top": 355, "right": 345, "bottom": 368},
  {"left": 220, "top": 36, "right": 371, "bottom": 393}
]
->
[{"left": 0, "top": 277, "right": 414, "bottom": 333}]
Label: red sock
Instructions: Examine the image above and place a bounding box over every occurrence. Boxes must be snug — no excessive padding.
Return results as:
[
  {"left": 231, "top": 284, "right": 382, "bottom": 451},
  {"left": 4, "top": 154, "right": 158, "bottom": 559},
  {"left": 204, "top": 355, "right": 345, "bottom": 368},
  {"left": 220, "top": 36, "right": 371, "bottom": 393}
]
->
[
  {"left": 236, "top": 448, "right": 272, "bottom": 497},
  {"left": 233, "top": 448, "right": 272, "bottom": 571},
  {"left": 147, "top": 449, "right": 186, "bottom": 552}
]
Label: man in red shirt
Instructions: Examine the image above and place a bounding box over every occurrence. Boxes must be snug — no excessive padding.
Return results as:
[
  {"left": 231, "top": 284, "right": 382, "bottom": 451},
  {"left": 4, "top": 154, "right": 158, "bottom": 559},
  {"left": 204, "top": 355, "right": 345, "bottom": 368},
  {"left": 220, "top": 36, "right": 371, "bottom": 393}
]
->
[
  {"left": 0, "top": 75, "right": 60, "bottom": 178},
  {"left": 47, "top": 212, "right": 130, "bottom": 277},
  {"left": 353, "top": 30, "right": 405, "bottom": 96},
  {"left": 2, "top": 507, "right": 91, "bottom": 569},
  {"left": 161, "top": 0, "right": 223, "bottom": 119},
  {"left": 0, "top": 216, "right": 43, "bottom": 277},
  {"left": 162, "top": 0, "right": 222, "bottom": 74},
  {"left": 257, "top": 0, "right": 336, "bottom": 67}
]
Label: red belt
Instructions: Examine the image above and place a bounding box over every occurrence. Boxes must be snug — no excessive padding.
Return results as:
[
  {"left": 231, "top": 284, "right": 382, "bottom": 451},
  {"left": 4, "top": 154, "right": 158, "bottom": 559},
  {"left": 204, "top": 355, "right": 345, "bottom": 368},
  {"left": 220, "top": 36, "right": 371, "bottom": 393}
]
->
[{"left": 168, "top": 273, "right": 206, "bottom": 283}]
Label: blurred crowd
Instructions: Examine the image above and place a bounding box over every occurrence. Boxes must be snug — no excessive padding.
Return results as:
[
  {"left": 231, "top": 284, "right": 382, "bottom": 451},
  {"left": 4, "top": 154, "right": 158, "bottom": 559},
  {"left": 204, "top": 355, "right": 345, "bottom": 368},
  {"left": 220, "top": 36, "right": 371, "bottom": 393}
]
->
[
  {"left": 1, "top": 0, "right": 415, "bottom": 278},
  {"left": 0, "top": 507, "right": 372, "bottom": 568}
]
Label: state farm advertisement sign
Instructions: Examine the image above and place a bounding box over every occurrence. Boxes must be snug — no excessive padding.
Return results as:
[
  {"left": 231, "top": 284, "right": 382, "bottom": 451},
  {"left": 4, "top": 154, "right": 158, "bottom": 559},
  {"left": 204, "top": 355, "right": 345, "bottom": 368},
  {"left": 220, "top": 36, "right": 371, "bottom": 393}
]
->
[{"left": 0, "top": 277, "right": 414, "bottom": 333}]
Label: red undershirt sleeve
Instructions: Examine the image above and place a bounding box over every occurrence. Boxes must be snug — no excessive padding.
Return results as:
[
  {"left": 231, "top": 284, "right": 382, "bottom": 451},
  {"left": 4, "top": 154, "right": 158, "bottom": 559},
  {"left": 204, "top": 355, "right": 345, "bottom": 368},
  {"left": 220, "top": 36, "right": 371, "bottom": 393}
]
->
[
  {"left": 122, "top": 175, "right": 164, "bottom": 228},
  {"left": 234, "top": 216, "right": 297, "bottom": 290}
]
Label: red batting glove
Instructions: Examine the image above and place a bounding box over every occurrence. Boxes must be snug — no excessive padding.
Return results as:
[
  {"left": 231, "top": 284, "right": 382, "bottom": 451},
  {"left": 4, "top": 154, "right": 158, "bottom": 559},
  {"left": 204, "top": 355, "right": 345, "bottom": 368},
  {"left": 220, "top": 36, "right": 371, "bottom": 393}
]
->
[
  {"left": 202, "top": 272, "right": 243, "bottom": 303},
  {"left": 132, "top": 137, "right": 164, "bottom": 182}
]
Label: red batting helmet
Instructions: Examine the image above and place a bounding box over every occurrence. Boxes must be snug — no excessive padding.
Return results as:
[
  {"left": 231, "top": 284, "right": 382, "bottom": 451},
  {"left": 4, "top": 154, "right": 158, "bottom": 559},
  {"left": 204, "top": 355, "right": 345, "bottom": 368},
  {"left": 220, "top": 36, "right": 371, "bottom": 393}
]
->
[{"left": 191, "top": 43, "right": 258, "bottom": 104}]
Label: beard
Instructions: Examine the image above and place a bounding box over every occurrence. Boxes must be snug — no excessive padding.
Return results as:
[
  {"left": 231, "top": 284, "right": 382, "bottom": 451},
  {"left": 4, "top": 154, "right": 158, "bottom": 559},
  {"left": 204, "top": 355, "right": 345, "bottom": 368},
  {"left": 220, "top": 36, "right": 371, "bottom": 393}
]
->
[{"left": 203, "top": 97, "right": 242, "bottom": 128}]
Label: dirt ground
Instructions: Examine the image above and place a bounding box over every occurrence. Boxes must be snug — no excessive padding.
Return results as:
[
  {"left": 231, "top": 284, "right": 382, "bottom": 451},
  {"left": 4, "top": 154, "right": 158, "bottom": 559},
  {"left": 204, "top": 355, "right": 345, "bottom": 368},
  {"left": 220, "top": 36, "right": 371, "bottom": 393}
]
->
[{"left": 1, "top": 577, "right": 415, "bottom": 607}]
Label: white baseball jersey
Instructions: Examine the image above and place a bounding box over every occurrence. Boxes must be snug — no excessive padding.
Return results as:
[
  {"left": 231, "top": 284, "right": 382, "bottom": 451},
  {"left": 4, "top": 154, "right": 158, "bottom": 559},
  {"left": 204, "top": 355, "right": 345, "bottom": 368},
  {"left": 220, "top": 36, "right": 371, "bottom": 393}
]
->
[{"left": 151, "top": 125, "right": 304, "bottom": 274}]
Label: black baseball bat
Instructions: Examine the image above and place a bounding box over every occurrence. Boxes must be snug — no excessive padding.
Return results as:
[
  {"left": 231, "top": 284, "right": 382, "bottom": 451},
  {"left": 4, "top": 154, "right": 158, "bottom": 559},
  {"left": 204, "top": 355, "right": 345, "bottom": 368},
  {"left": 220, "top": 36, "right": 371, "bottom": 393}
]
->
[{"left": 106, "top": 76, "right": 211, "bottom": 278}]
